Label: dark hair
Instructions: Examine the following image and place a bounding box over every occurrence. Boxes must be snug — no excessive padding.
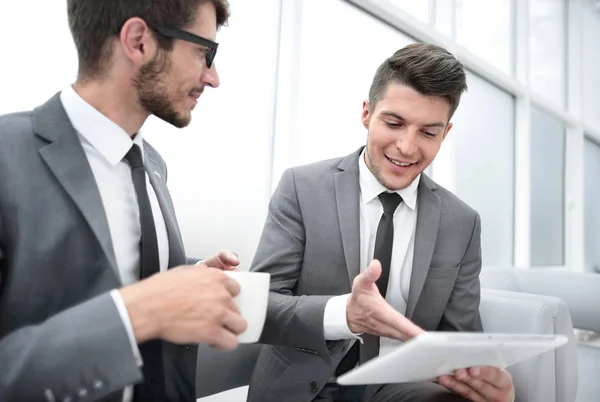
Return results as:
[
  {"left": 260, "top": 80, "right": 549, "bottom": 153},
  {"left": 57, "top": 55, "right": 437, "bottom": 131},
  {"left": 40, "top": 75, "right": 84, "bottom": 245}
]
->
[
  {"left": 368, "top": 43, "right": 467, "bottom": 118},
  {"left": 67, "top": 0, "right": 230, "bottom": 81}
]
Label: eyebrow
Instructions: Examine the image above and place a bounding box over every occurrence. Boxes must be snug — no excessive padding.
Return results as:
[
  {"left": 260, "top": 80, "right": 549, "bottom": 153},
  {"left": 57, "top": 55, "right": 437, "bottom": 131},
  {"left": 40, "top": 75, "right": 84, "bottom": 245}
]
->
[{"left": 380, "top": 111, "right": 446, "bottom": 128}]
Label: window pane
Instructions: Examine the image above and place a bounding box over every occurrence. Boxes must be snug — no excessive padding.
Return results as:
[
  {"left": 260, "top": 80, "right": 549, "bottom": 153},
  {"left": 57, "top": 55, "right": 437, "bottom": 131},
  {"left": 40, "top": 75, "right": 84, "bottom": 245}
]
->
[
  {"left": 528, "top": 0, "right": 566, "bottom": 107},
  {"left": 530, "top": 108, "right": 565, "bottom": 266},
  {"left": 439, "top": 72, "right": 515, "bottom": 267},
  {"left": 385, "top": 0, "right": 430, "bottom": 23},
  {"left": 583, "top": 0, "right": 600, "bottom": 130},
  {"left": 585, "top": 138, "right": 600, "bottom": 272},
  {"left": 455, "top": 0, "right": 513, "bottom": 75},
  {"left": 289, "top": 0, "right": 414, "bottom": 166}
]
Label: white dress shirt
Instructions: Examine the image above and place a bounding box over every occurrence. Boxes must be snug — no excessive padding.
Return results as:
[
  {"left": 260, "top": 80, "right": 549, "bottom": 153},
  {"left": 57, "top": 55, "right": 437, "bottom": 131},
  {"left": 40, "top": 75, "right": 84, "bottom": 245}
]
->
[
  {"left": 323, "top": 148, "right": 420, "bottom": 357},
  {"left": 60, "top": 86, "right": 170, "bottom": 401}
]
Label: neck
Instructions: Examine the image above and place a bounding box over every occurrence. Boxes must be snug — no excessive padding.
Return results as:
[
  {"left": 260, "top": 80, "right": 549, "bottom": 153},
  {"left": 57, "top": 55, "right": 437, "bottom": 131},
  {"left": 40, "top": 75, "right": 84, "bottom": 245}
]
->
[{"left": 73, "top": 77, "right": 148, "bottom": 137}]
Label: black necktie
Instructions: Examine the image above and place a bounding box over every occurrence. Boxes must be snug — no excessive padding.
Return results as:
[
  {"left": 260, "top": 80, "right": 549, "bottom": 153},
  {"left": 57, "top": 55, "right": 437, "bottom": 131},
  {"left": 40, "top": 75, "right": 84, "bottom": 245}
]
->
[
  {"left": 125, "top": 144, "right": 166, "bottom": 401},
  {"left": 359, "top": 191, "right": 402, "bottom": 364}
]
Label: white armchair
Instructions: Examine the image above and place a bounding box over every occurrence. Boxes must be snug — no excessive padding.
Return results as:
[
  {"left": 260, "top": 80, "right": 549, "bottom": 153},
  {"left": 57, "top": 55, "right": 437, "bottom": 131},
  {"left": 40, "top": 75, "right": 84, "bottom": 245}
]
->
[{"left": 481, "top": 267, "right": 600, "bottom": 402}]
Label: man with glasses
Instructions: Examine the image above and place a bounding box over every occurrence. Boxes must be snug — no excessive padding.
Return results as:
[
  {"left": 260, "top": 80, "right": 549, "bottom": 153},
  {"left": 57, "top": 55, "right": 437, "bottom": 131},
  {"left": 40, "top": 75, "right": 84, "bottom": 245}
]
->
[{"left": 0, "top": 1, "right": 245, "bottom": 401}]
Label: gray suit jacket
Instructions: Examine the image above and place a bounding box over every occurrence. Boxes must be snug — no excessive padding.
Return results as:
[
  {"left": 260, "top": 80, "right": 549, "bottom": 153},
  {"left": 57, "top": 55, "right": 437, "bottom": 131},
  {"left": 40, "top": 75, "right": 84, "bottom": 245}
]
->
[
  {"left": 247, "top": 147, "right": 483, "bottom": 402},
  {"left": 0, "top": 93, "right": 197, "bottom": 401}
]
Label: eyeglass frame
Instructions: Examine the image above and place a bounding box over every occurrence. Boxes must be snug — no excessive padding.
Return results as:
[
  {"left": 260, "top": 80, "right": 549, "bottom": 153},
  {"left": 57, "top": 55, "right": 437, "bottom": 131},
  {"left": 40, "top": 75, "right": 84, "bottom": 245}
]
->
[{"left": 153, "top": 25, "right": 219, "bottom": 69}]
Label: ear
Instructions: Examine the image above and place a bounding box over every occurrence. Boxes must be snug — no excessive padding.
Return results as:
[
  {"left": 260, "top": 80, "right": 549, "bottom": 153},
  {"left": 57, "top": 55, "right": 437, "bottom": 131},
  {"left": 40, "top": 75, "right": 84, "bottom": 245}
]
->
[
  {"left": 119, "top": 17, "right": 157, "bottom": 66},
  {"left": 441, "top": 122, "right": 452, "bottom": 141},
  {"left": 361, "top": 100, "right": 371, "bottom": 129}
]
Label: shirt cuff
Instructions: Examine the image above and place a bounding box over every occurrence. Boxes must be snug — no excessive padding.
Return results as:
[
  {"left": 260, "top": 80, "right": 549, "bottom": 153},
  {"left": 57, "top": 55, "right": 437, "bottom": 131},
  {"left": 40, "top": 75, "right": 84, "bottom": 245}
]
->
[
  {"left": 195, "top": 260, "right": 204, "bottom": 265},
  {"left": 110, "top": 289, "right": 143, "bottom": 367},
  {"left": 323, "top": 294, "right": 363, "bottom": 341}
]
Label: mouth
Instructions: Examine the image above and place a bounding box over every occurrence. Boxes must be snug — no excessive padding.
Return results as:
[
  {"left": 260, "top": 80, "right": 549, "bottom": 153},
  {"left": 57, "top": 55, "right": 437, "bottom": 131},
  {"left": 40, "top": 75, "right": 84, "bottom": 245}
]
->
[
  {"left": 188, "top": 89, "right": 203, "bottom": 101},
  {"left": 386, "top": 155, "right": 417, "bottom": 169}
]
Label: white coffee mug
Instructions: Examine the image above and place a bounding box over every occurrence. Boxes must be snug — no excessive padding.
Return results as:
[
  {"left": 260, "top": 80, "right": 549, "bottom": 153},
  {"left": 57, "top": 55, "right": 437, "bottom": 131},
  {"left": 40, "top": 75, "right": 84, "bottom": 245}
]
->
[{"left": 224, "top": 271, "right": 270, "bottom": 343}]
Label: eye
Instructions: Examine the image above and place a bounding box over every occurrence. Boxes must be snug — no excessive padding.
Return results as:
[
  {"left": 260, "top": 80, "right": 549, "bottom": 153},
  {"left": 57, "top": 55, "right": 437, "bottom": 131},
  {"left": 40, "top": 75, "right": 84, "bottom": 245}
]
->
[
  {"left": 422, "top": 131, "right": 437, "bottom": 137},
  {"left": 385, "top": 121, "right": 402, "bottom": 128}
]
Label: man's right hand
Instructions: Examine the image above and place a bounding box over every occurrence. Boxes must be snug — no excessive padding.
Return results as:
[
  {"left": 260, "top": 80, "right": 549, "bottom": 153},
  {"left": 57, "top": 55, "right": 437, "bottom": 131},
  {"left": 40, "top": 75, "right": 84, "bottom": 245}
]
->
[
  {"left": 346, "top": 259, "right": 424, "bottom": 340},
  {"left": 120, "top": 264, "right": 247, "bottom": 351}
]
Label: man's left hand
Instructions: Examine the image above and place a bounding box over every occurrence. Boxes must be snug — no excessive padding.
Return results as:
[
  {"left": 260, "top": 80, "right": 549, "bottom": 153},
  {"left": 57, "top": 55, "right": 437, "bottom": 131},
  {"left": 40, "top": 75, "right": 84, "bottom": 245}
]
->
[
  {"left": 438, "top": 366, "right": 514, "bottom": 402},
  {"left": 202, "top": 250, "right": 240, "bottom": 271}
]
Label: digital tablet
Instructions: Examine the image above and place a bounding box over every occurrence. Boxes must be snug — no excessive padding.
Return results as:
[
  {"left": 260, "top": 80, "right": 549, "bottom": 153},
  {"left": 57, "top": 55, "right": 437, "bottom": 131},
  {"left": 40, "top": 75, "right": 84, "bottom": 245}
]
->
[{"left": 336, "top": 332, "right": 568, "bottom": 385}]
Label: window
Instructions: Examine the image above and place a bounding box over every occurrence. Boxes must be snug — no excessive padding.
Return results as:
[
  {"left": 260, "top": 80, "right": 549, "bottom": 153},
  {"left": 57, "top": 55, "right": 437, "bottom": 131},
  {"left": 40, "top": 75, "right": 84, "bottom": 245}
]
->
[
  {"left": 583, "top": 0, "right": 600, "bottom": 130},
  {"left": 436, "top": 72, "right": 515, "bottom": 267},
  {"left": 530, "top": 107, "right": 565, "bottom": 266},
  {"left": 585, "top": 138, "right": 600, "bottom": 272},
  {"left": 385, "top": 0, "right": 430, "bottom": 23},
  {"left": 528, "top": 0, "right": 566, "bottom": 107},
  {"left": 455, "top": 0, "right": 513, "bottom": 75},
  {"left": 289, "top": 0, "right": 414, "bottom": 167}
]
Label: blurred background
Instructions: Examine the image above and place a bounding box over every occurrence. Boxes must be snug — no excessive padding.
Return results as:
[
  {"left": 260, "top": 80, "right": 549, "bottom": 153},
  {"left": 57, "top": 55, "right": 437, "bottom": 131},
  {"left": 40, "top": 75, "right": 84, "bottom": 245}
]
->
[
  {"left": 1, "top": 0, "right": 599, "bottom": 399},
  {"left": 1, "top": 0, "right": 599, "bottom": 273}
]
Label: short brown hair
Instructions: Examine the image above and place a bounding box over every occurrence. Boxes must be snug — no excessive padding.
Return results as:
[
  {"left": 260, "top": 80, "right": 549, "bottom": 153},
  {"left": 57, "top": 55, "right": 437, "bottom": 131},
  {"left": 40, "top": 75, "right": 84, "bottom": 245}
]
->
[
  {"left": 368, "top": 43, "right": 467, "bottom": 118},
  {"left": 67, "top": 0, "right": 230, "bottom": 81}
]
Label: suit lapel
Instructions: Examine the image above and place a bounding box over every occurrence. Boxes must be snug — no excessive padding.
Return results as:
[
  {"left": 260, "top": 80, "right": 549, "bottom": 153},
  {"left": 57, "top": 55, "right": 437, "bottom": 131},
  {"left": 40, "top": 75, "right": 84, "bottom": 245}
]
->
[
  {"left": 144, "top": 154, "right": 186, "bottom": 268},
  {"left": 35, "top": 93, "right": 118, "bottom": 276},
  {"left": 334, "top": 149, "right": 362, "bottom": 284},
  {"left": 406, "top": 175, "right": 441, "bottom": 319}
]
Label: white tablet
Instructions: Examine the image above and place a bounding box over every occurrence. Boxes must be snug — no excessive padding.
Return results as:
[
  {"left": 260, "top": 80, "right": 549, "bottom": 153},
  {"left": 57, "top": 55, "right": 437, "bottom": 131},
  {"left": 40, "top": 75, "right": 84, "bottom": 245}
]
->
[{"left": 336, "top": 332, "right": 568, "bottom": 386}]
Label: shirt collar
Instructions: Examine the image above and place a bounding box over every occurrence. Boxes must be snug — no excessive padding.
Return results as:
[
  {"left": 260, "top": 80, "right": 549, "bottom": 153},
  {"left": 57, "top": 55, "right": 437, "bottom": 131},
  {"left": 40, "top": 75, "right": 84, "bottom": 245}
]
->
[
  {"left": 358, "top": 148, "right": 420, "bottom": 210},
  {"left": 60, "top": 85, "right": 143, "bottom": 166}
]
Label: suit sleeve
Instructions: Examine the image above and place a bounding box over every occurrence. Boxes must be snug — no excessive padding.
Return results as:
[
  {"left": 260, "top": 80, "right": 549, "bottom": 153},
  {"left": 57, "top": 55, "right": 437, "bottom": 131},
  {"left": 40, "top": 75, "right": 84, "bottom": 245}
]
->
[
  {"left": 438, "top": 211, "right": 484, "bottom": 332},
  {"left": 250, "top": 168, "right": 334, "bottom": 360},
  {"left": 0, "top": 292, "right": 143, "bottom": 401}
]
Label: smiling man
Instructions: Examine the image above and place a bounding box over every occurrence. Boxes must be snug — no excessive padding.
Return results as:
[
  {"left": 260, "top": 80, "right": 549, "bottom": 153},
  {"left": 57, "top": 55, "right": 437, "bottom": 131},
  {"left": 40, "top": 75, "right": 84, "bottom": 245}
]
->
[
  {"left": 0, "top": 1, "right": 248, "bottom": 401},
  {"left": 247, "top": 43, "right": 515, "bottom": 402}
]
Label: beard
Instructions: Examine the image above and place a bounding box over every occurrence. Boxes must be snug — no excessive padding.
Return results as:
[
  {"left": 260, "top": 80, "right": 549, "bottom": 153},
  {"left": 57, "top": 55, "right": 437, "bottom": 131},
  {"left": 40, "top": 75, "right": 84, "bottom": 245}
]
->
[{"left": 133, "top": 50, "right": 191, "bottom": 128}]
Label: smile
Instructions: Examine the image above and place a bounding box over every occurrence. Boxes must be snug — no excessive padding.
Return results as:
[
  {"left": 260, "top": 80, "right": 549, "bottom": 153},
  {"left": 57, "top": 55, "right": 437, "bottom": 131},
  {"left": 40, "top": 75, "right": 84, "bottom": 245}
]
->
[{"left": 386, "top": 156, "right": 416, "bottom": 167}]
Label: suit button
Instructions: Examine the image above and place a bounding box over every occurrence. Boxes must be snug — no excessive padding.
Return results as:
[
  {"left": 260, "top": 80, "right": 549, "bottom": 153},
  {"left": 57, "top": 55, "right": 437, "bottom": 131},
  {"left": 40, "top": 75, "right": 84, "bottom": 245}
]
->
[
  {"left": 309, "top": 381, "right": 319, "bottom": 393},
  {"left": 92, "top": 380, "right": 104, "bottom": 390},
  {"left": 185, "top": 345, "right": 191, "bottom": 350},
  {"left": 78, "top": 388, "right": 88, "bottom": 398},
  {"left": 62, "top": 397, "right": 73, "bottom": 402}
]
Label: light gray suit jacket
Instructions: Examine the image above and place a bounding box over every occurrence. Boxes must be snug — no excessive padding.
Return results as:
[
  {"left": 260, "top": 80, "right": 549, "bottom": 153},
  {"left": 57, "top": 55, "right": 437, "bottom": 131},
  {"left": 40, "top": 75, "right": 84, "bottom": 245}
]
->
[
  {"left": 0, "top": 93, "right": 198, "bottom": 401},
  {"left": 247, "top": 147, "right": 483, "bottom": 402}
]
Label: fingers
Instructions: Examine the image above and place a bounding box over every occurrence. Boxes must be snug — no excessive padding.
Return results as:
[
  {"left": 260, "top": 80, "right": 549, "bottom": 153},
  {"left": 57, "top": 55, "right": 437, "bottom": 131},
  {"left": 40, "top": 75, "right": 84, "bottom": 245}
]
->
[
  {"left": 455, "top": 369, "right": 502, "bottom": 400},
  {"left": 439, "top": 367, "right": 513, "bottom": 402},
  {"left": 211, "top": 330, "right": 239, "bottom": 351},
  {"left": 222, "top": 274, "right": 241, "bottom": 297},
  {"left": 353, "top": 260, "right": 382, "bottom": 290},
  {"left": 218, "top": 250, "right": 240, "bottom": 268},
  {"left": 468, "top": 367, "right": 512, "bottom": 390},
  {"left": 203, "top": 250, "right": 240, "bottom": 270},
  {"left": 222, "top": 309, "right": 247, "bottom": 335},
  {"left": 211, "top": 308, "right": 246, "bottom": 351},
  {"left": 370, "top": 302, "right": 424, "bottom": 340},
  {"left": 438, "top": 374, "right": 486, "bottom": 402}
]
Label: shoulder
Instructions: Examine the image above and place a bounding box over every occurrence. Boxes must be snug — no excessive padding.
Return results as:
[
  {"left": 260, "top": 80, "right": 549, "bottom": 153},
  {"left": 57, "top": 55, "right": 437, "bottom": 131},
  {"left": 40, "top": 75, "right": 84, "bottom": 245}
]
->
[
  {"left": 0, "top": 111, "right": 37, "bottom": 161},
  {"left": 425, "top": 177, "right": 480, "bottom": 223},
  {"left": 0, "top": 110, "right": 35, "bottom": 139},
  {"left": 283, "top": 155, "right": 347, "bottom": 184}
]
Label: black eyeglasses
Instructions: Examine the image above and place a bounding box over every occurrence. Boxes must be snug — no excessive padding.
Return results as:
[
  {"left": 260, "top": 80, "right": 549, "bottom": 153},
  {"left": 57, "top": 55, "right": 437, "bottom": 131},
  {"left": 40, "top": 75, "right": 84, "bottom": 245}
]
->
[{"left": 154, "top": 25, "right": 218, "bottom": 68}]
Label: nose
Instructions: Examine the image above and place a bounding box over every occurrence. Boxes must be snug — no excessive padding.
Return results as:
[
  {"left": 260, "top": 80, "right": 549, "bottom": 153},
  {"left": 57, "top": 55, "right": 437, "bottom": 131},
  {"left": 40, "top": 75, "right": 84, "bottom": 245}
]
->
[
  {"left": 396, "top": 128, "right": 418, "bottom": 157},
  {"left": 202, "top": 63, "right": 220, "bottom": 88}
]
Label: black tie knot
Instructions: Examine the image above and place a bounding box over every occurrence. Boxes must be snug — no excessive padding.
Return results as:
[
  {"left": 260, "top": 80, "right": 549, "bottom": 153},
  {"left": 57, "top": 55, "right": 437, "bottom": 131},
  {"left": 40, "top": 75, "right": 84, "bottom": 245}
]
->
[
  {"left": 378, "top": 192, "right": 402, "bottom": 214},
  {"left": 125, "top": 144, "right": 144, "bottom": 169}
]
